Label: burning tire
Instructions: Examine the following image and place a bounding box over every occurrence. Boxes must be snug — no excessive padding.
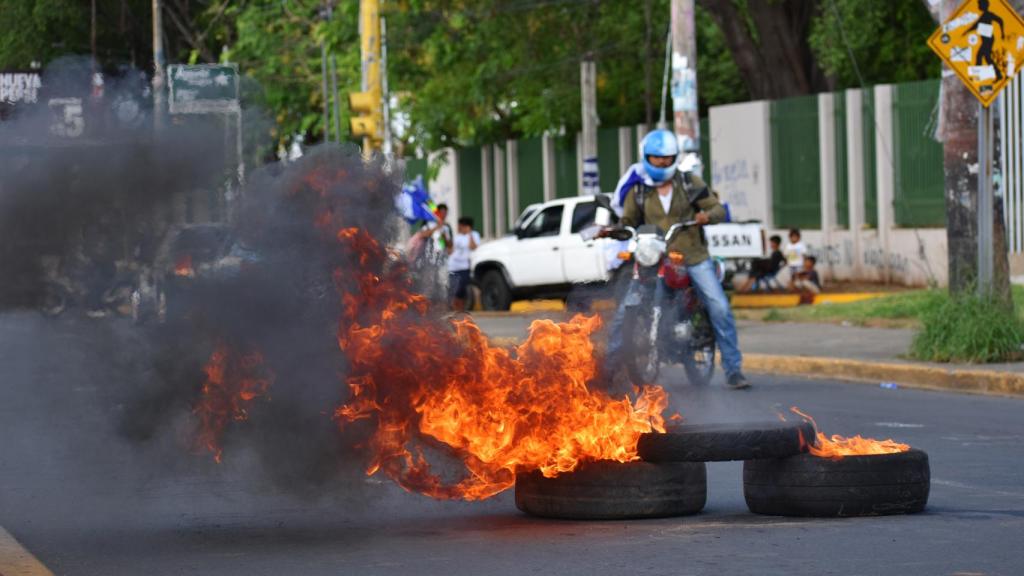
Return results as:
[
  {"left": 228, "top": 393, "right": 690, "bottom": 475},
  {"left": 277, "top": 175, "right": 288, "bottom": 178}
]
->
[
  {"left": 637, "top": 421, "right": 816, "bottom": 463},
  {"left": 743, "top": 449, "right": 930, "bottom": 517},
  {"left": 515, "top": 460, "right": 706, "bottom": 520}
]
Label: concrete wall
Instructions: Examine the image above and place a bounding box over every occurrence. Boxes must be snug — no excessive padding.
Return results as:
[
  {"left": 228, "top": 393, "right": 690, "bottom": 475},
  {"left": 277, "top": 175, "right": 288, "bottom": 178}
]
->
[
  {"left": 708, "top": 101, "right": 772, "bottom": 224},
  {"left": 710, "top": 86, "right": 948, "bottom": 288}
]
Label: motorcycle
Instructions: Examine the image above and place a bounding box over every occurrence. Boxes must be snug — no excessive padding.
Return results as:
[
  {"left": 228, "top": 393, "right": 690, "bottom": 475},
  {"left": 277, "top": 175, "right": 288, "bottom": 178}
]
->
[{"left": 607, "top": 221, "right": 719, "bottom": 386}]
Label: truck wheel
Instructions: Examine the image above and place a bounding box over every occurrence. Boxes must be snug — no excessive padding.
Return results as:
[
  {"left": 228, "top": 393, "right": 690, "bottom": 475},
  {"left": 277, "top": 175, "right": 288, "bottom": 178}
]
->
[
  {"left": 515, "top": 460, "right": 706, "bottom": 520},
  {"left": 480, "top": 270, "right": 512, "bottom": 311},
  {"left": 744, "top": 449, "right": 930, "bottom": 517}
]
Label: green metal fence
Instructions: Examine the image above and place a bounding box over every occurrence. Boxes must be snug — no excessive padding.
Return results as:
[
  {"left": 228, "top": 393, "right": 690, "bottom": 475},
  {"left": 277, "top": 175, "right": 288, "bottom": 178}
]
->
[
  {"left": 598, "top": 127, "right": 620, "bottom": 193},
  {"left": 893, "top": 79, "right": 945, "bottom": 227},
  {"left": 554, "top": 134, "right": 578, "bottom": 198},
  {"left": 516, "top": 137, "right": 544, "bottom": 212},
  {"left": 862, "top": 89, "right": 879, "bottom": 227},
  {"left": 833, "top": 92, "right": 849, "bottom": 228},
  {"left": 771, "top": 95, "right": 821, "bottom": 229},
  {"left": 700, "top": 117, "right": 711, "bottom": 183},
  {"left": 456, "top": 146, "right": 484, "bottom": 230}
]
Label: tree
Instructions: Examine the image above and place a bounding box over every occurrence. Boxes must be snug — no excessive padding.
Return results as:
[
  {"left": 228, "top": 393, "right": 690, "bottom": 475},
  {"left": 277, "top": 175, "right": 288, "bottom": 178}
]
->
[
  {"left": 925, "top": 0, "right": 1013, "bottom": 306},
  {"left": 697, "top": 0, "right": 829, "bottom": 99},
  {"left": 809, "top": 0, "right": 939, "bottom": 89}
]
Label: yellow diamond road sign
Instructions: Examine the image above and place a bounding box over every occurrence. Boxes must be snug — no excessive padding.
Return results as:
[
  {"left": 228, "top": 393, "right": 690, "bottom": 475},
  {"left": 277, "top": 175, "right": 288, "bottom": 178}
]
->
[{"left": 928, "top": 0, "right": 1024, "bottom": 107}]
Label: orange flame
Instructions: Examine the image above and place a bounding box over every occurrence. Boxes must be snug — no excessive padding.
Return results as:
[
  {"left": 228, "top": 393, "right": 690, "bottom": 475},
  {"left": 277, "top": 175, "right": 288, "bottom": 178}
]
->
[
  {"left": 174, "top": 254, "right": 194, "bottom": 277},
  {"left": 193, "top": 343, "right": 273, "bottom": 463},
  {"left": 334, "top": 227, "right": 669, "bottom": 500},
  {"left": 790, "top": 407, "right": 909, "bottom": 459}
]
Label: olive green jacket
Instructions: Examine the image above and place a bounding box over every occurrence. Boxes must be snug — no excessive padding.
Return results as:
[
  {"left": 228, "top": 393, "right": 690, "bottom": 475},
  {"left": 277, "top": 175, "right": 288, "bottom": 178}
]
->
[{"left": 620, "top": 172, "right": 725, "bottom": 266}]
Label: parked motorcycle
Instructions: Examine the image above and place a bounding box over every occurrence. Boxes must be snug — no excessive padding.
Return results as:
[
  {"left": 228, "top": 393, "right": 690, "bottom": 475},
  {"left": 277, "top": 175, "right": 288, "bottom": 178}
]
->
[{"left": 605, "top": 221, "right": 719, "bottom": 386}]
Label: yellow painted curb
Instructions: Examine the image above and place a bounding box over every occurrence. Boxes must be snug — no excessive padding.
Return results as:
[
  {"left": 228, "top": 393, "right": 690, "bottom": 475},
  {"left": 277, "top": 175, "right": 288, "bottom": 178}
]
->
[
  {"left": 509, "top": 300, "right": 565, "bottom": 313},
  {"left": 744, "top": 353, "right": 1024, "bottom": 397},
  {"left": 0, "top": 526, "right": 53, "bottom": 576},
  {"left": 730, "top": 294, "right": 801, "bottom": 308},
  {"left": 813, "top": 293, "right": 888, "bottom": 305}
]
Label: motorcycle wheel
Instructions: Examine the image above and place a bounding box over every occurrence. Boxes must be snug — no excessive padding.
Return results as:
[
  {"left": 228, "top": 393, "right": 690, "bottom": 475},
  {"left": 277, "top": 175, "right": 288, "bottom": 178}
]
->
[
  {"left": 682, "top": 309, "right": 716, "bottom": 386},
  {"left": 624, "top": 309, "right": 660, "bottom": 385}
]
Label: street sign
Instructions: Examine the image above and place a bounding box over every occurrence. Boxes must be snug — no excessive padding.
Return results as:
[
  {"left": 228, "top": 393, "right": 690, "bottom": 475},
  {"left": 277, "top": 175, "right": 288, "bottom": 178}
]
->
[
  {"left": 167, "top": 64, "right": 239, "bottom": 114},
  {"left": 928, "top": 0, "right": 1024, "bottom": 107}
]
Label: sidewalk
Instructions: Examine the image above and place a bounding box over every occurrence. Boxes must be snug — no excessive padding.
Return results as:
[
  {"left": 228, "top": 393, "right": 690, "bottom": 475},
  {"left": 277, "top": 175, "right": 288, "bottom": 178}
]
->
[{"left": 473, "top": 314, "right": 1024, "bottom": 397}]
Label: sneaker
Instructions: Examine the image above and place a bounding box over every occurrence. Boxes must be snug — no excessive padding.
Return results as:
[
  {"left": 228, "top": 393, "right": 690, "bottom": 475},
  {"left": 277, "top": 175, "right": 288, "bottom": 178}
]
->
[{"left": 726, "top": 372, "right": 751, "bottom": 390}]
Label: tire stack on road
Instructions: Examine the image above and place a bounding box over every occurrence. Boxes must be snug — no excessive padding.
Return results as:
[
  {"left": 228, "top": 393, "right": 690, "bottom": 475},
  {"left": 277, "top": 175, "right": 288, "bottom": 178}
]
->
[{"left": 514, "top": 421, "right": 929, "bottom": 520}]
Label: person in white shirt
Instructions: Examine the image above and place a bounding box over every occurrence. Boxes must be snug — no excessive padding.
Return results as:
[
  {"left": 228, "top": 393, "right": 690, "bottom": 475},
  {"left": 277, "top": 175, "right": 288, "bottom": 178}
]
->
[
  {"left": 448, "top": 217, "right": 480, "bottom": 311},
  {"left": 782, "top": 228, "right": 807, "bottom": 289}
]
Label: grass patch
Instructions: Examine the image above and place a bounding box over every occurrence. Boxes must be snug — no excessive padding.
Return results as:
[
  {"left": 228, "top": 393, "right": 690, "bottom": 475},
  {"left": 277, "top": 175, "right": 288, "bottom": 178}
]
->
[
  {"left": 910, "top": 290, "right": 1024, "bottom": 363},
  {"left": 739, "top": 286, "right": 1024, "bottom": 332}
]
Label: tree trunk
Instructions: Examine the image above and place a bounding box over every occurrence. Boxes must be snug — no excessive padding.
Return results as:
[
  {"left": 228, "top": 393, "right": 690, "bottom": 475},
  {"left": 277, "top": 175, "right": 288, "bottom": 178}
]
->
[
  {"left": 933, "top": 0, "right": 1014, "bottom": 304},
  {"left": 698, "top": 0, "right": 827, "bottom": 99}
]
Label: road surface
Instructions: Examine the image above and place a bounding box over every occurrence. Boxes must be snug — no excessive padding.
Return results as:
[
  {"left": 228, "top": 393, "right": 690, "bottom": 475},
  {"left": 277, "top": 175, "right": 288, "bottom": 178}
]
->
[{"left": 1, "top": 311, "right": 1021, "bottom": 575}]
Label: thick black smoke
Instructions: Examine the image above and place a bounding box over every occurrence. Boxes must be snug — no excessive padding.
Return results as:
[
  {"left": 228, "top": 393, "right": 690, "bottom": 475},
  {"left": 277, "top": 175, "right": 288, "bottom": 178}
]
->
[{"left": 0, "top": 58, "right": 425, "bottom": 497}]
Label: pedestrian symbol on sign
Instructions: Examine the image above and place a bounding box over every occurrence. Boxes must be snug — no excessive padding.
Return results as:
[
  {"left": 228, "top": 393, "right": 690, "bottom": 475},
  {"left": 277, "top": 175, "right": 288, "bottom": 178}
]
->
[{"left": 928, "top": 0, "right": 1024, "bottom": 106}]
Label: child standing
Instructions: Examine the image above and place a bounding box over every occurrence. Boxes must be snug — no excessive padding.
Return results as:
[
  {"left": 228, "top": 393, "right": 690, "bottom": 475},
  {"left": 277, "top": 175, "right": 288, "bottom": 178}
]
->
[
  {"left": 448, "top": 217, "right": 480, "bottom": 312},
  {"left": 783, "top": 228, "right": 806, "bottom": 290}
]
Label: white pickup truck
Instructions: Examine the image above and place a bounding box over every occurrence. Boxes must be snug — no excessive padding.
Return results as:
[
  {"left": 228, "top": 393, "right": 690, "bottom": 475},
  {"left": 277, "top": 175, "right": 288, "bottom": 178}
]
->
[{"left": 471, "top": 194, "right": 765, "bottom": 310}]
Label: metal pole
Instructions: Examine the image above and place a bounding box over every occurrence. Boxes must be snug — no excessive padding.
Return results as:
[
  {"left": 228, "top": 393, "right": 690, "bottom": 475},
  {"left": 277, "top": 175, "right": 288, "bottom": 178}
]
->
[
  {"left": 658, "top": 30, "right": 671, "bottom": 129},
  {"left": 327, "top": 3, "right": 341, "bottom": 143},
  {"left": 978, "top": 102, "right": 994, "bottom": 295},
  {"left": 381, "top": 17, "right": 392, "bottom": 159},
  {"left": 580, "top": 58, "right": 598, "bottom": 195},
  {"left": 320, "top": 3, "right": 331, "bottom": 143},
  {"left": 152, "top": 0, "right": 166, "bottom": 130},
  {"left": 670, "top": 0, "right": 700, "bottom": 144}
]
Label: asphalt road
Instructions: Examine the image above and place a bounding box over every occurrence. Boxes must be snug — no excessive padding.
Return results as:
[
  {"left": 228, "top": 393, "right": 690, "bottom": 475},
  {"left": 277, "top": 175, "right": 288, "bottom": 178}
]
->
[{"left": 1, "top": 311, "right": 1023, "bottom": 575}]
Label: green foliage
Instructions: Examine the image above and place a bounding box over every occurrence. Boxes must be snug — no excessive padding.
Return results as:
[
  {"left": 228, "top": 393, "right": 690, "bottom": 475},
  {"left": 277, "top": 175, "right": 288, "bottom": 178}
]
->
[
  {"left": 809, "top": 0, "right": 940, "bottom": 89},
  {"left": 227, "top": 1, "right": 361, "bottom": 146},
  {"left": 911, "top": 289, "right": 1024, "bottom": 363}
]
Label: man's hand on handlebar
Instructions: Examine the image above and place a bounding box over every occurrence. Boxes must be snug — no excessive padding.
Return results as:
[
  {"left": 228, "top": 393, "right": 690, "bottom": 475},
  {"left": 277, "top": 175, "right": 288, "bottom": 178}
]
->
[{"left": 694, "top": 212, "right": 710, "bottom": 226}]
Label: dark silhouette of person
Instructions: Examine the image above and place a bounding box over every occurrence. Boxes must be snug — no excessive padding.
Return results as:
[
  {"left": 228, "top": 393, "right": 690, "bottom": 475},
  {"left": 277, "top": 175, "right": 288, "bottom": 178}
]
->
[{"left": 968, "top": 0, "right": 1006, "bottom": 81}]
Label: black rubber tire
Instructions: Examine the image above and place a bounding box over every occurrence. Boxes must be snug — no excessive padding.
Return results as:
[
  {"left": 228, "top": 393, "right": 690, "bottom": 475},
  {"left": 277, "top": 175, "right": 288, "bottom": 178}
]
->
[
  {"left": 479, "top": 270, "right": 512, "bottom": 311},
  {"left": 638, "top": 421, "right": 816, "bottom": 462},
  {"left": 743, "top": 449, "right": 930, "bottom": 517},
  {"left": 515, "top": 460, "right": 706, "bottom": 520}
]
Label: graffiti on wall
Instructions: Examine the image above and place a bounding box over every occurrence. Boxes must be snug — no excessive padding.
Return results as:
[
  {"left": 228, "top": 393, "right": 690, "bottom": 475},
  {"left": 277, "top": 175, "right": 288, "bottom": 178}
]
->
[{"left": 712, "top": 158, "right": 758, "bottom": 211}]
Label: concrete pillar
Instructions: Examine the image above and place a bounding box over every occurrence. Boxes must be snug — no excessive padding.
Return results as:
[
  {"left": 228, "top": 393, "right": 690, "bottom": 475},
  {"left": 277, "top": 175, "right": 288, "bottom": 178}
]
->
[
  {"left": 542, "top": 134, "right": 556, "bottom": 202},
  {"left": 430, "top": 148, "right": 459, "bottom": 225},
  {"left": 506, "top": 140, "right": 519, "bottom": 226},
  {"left": 481, "top": 144, "right": 493, "bottom": 239},
  {"left": 493, "top": 143, "right": 506, "bottom": 234},
  {"left": 874, "top": 84, "right": 896, "bottom": 283},
  {"left": 818, "top": 93, "right": 837, "bottom": 280},
  {"left": 618, "top": 126, "right": 634, "bottom": 176},
  {"left": 845, "top": 89, "right": 866, "bottom": 280},
  {"left": 576, "top": 131, "right": 584, "bottom": 195}
]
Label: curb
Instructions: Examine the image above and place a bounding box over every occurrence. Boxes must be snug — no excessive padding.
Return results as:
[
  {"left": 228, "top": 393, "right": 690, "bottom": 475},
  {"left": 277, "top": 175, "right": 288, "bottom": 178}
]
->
[
  {"left": 487, "top": 338, "right": 1024, "bottom": 397},
  {"left": 743, "top": 353, "right": 1024, "bottom": 397},
  {"left": 479, "top": 292, "right": 890, "bottom": 315}
]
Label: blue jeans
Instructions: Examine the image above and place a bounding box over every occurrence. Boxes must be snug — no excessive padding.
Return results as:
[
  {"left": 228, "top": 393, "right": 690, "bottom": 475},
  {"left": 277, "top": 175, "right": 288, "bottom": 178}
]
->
[{"left": 606, "top": 258, "right": 743, "bottom": 376}]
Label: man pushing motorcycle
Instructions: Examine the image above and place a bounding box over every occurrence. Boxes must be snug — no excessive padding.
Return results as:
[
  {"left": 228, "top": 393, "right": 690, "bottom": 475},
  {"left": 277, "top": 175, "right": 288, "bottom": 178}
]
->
[{"left": 600, "top": 128, "right": 749, "bottom": 390}]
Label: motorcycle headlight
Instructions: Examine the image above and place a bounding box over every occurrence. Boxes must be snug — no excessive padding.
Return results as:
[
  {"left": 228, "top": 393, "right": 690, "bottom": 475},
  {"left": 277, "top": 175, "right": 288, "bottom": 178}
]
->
[{"left": 635, "top": 237, "right": 666, "bottom": 267}]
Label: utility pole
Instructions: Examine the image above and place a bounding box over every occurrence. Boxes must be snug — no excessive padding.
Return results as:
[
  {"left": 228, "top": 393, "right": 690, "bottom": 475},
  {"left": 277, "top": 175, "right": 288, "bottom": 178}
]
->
[
  {"left": 320, "top": 3, "right": 331, "bottom": 143},
  {"left": 349, "top": 0, "right": 383, "bottom": 155},
  {"left": 670, "top": 0, "right": 699, "bottom": 147},
  {"left": 381, "top": 17, "right": 392, "bottom": 159},
  {"left": 580, "top": 57, "right": 599, "bottom": 195},
  {"left": 152, "top": 0, "right": 166, "bottom": 130}
]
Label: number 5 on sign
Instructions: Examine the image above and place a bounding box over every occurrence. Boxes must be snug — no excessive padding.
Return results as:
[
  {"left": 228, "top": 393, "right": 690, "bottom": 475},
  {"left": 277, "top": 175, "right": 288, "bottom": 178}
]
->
[{"left": 928, "top": 0, "right": 1024, "bottom": 107}]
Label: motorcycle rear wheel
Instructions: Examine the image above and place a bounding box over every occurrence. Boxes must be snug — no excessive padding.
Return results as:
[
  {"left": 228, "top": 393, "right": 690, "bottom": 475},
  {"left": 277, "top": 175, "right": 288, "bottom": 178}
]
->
[
  {"left": 681, "top": 309, "right": 716, "bottom": 386},
  {"left": 624, "top": 309, "right": 659, "bottom": 385}
]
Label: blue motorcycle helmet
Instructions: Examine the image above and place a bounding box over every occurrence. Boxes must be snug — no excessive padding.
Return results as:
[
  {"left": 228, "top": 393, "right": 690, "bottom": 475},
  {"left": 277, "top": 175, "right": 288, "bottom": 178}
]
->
[{"left": 640, "top": 129, "right": 680, "bottom": 184}]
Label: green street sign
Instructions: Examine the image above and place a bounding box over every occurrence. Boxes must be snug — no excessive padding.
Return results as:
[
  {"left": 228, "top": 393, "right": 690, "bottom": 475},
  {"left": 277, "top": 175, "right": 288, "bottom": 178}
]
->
[{"left": 168, "top": 64, "right": 239, "bottom": 114}]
